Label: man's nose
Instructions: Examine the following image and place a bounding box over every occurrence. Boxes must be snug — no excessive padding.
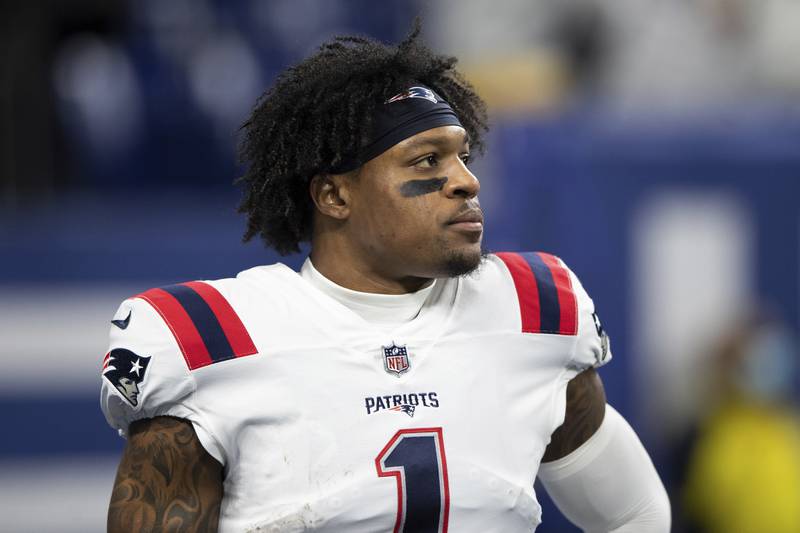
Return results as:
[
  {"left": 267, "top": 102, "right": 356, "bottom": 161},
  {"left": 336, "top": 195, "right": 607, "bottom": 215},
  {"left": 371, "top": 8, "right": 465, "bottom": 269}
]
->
[{"left": 445, "top": 161, "right": 480, "bottom": 199}]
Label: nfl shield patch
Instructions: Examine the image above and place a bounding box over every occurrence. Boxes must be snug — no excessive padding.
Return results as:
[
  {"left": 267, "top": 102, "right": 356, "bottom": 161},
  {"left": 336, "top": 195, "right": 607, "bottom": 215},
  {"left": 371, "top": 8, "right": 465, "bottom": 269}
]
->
[{"left": 382, "top": 342, "right": 410, "bottom": 376}]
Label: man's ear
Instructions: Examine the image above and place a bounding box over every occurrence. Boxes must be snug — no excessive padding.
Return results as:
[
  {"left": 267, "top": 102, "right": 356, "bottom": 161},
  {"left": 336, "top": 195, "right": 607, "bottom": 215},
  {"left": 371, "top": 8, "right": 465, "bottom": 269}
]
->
[{"left": 309, "top": 173, "right": 352, "bottom": 220}]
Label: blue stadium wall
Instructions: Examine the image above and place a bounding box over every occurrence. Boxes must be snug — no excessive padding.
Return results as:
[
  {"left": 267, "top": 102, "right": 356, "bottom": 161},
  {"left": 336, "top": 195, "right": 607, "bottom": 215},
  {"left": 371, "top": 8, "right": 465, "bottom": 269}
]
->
[{"left": 1, "top": 115, "right": 798, "bottom": 532}]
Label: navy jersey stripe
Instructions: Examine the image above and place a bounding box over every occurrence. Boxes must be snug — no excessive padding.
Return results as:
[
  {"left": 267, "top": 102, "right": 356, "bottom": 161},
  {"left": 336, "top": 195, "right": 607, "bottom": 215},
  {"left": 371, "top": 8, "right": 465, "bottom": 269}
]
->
[
  {"left": 160, "top": 284, "right": 234, "bottom": 362},
  {"left": 522, "top": 252, "right": 561, "bottom": 334}
]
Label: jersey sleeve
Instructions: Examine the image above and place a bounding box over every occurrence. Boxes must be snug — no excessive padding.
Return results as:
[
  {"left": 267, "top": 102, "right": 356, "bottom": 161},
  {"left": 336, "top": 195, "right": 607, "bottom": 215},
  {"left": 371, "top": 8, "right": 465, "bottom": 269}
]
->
[
  {"left": 99, "top": 296, "right": 226, "bottom": 463},
  {"left": 493, "top": 250, "right": 612, "bottom": 371},
  {"left": 563, "top": 261, "right": 612, "bottom": 378},
  {"left": 549, "top": 256, "right": 612, "bottom": 435}
]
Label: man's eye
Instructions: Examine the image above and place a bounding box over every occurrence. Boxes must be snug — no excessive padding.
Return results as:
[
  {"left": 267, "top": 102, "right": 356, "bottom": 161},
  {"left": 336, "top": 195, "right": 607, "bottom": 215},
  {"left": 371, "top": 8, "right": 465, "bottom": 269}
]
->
[
  {"left": 460, "top": 153, "right": 471, "bottom": 165},
  {"left": 415, "top": 155, "right": 438, "bottom": 168}
]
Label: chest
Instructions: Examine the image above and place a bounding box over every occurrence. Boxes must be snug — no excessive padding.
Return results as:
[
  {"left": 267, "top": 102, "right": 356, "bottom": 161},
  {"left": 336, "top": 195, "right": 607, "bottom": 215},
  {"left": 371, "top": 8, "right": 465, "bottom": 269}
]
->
[{"left": 194, "top": 333, "right": 569, "bottom": 532}]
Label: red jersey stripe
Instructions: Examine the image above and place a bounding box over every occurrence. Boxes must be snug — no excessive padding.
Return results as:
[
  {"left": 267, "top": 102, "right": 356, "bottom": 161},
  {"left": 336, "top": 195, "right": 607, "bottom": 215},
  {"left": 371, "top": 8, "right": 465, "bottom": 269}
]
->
[
  {"left": 537, "top": 252, "right": 578, "bottom": 335},
  {"left": 183, "top": 281, "right": 257, "bottom": 358},
  {"left": 496, "top": 252, "right": 542, "bottom": 333},
  {"left": 137, "top": 288, "right": 214, "bottom": 370}
]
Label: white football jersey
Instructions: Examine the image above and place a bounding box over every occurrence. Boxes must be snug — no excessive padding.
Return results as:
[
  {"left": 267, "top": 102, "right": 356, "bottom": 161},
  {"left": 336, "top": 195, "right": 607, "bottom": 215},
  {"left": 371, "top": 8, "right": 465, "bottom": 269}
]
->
[{"left": 100, "top": 252, "right": 611, "bottom": 532}]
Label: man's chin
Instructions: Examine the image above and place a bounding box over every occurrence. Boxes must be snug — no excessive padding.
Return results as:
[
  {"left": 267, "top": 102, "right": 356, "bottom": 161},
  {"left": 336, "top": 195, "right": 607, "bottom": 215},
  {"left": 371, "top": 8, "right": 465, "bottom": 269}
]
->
[{"left": 442, "top": 247, "right": 483, "bottom": 278}]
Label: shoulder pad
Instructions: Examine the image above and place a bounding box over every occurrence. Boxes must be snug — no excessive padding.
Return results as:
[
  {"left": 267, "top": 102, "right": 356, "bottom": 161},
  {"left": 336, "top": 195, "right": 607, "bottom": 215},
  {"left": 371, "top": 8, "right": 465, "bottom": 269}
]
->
[
  {"left": 137, "top": 281, "right": 257, "bottom": 371},
  {"left": 495, "top": 251, "right": 578, "bottom": 336}
]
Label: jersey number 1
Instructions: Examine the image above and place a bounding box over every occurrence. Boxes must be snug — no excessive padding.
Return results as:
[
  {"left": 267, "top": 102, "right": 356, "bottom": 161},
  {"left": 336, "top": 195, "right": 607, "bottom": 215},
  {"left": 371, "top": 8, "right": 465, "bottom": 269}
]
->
[{"left": 375, "top": 427, "right": 450, "bottom": 533}]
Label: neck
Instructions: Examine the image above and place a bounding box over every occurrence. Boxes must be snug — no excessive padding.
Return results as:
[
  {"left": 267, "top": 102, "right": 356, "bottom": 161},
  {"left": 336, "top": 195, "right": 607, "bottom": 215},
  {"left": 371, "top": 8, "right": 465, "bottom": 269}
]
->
[{"left": 309, "top": 236, "right": 432, "bottom": 295}]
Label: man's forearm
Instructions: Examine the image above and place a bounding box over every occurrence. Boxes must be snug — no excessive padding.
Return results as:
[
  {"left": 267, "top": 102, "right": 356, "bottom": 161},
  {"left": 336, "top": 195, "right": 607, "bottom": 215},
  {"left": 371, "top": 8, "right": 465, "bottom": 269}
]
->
[{"left": 538, "top": 405, "right": 671, "bottom": 533}]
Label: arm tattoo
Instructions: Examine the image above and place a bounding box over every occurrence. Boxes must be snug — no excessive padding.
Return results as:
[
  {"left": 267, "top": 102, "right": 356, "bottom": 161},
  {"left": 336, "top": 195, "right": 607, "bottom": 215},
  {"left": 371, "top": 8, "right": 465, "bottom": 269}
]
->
[
  {"left": 542, "top": 368, "right": 606, "bottom": 462},
  {"left": 108, "top": 416, "right": 223, "bottom": 533}
]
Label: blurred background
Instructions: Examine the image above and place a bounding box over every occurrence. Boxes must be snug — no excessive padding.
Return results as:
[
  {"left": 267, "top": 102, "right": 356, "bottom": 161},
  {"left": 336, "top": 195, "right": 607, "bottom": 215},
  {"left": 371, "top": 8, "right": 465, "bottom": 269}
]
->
[{"left": 1, "top": 0, "right": 799, "bottom": 531}]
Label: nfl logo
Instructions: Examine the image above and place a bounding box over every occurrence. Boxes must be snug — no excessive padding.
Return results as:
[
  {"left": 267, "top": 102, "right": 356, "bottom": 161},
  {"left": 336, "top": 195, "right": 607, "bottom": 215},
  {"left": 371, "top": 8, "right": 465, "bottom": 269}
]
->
[{"left": 382, "top": 342, "right": 410, "bottom": 376}]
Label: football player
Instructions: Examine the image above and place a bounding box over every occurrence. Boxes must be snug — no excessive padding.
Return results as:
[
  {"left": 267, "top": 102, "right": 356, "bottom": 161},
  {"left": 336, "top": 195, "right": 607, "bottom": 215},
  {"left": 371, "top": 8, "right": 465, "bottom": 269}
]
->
[{"left": 102, "top": 23, "right": 670, "bottom": 532}]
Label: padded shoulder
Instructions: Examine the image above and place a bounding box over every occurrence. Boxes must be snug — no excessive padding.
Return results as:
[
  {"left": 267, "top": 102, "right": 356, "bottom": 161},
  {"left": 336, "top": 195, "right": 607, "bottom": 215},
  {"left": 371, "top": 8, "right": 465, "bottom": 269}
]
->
[
  {"left": 494, "top": 251, "right": 579, "bottom": 336},
  {"left": 492, "top": 251, "right": 612, "bottom": 369},
  {"left": 566, "top": 263, "right": 612, "bottom": 372},
  {"left": 136, "top": 280, "right": 257, "bottom": 371},
  {"left": 99, "top": 288, "right": 232, "bottom": 463},
  {"left": 100, "top": 296, "right": 197, "bottom": 434}
]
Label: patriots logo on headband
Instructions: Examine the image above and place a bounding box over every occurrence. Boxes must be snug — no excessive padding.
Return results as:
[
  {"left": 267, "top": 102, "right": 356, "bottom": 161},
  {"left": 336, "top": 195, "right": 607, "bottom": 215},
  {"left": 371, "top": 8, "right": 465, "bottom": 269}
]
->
[
  {"left": 386, "top": 86, "right": 438, "bottom": 105},
  {"left": 102, "top": 348, "right": 152, "bottom": 407}
]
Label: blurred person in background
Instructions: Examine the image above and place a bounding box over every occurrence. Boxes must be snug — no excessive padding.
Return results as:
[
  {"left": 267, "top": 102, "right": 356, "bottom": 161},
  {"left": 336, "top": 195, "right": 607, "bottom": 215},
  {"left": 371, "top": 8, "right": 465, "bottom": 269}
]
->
[
  {"left": 0, "top": 0, "right": 125, "bottom": 203},
  {"left": 682, "top": 314, "right": 800, "bottom": 533},
  {"left": 100, "top": 23, "right": 669, "bottom": 532}
]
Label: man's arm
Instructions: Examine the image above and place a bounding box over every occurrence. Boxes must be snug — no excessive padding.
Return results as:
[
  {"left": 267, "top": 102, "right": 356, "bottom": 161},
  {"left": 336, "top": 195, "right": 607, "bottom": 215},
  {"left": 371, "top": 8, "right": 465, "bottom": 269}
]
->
[
  {"left": 108, "top": 416, "right": 223, "bottom": 533},
  {"left": 542, "top": 368, "right": 606, "bottom": 462},
  {"left": 540, "top": 369, "right": 671, "bottom": 532}
]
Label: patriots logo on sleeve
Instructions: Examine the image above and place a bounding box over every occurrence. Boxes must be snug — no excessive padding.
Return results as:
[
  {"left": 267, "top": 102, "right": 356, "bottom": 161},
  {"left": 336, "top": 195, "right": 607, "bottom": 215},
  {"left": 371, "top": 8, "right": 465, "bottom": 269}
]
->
[
  {"left": 102, "top": 348, "right": 152, "bottom": 407},
  {"left": 592, "top": 311, "right": 611, "bottom": 363}
]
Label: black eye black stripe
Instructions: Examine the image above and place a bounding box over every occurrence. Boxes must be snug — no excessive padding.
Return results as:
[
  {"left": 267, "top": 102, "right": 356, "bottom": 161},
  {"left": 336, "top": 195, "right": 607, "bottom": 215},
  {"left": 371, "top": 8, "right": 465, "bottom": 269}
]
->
[{"left": 399, "top": 177, "right": 448, "bottom": 197}]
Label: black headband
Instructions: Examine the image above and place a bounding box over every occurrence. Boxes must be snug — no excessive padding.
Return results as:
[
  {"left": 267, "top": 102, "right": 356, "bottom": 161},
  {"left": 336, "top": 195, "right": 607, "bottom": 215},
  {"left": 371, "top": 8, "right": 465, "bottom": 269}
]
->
[{"left": 332, "top": 85, "right": 463, "bottom": 173}]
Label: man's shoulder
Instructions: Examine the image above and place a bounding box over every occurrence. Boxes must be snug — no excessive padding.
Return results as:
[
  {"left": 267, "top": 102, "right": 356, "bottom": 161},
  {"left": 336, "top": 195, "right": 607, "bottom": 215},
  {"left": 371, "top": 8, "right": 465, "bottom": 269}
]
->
[
  {"left": 457, "top": 251, "right": 592, "bottom": 338},
  {"left": 111, "top": 262, "right": 314, "bottom": 360},
  {"left": 465, "top": 251, "right": 577, "bottom": 300},
  {"left": 448, "top": 253, "right": 528, "bottom": 335},
  {"left": 100, "top": 262, "right": 317, "bottom": 425},
  {"left": 130, "top": 262, "right": 301, "bottom": 315}
]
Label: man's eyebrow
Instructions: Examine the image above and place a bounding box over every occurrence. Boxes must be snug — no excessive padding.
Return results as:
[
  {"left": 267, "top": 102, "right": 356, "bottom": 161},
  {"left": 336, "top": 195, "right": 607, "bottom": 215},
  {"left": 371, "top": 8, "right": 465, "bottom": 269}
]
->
[{"left": 401, "top": 131, "right": 470, "bottom": 151}]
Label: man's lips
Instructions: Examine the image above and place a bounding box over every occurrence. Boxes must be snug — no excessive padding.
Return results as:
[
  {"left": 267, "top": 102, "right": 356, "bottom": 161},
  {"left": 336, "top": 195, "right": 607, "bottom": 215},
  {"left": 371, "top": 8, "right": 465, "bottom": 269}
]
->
[{"left": 447, "top": 209, "right": 484, "bottom": 231}]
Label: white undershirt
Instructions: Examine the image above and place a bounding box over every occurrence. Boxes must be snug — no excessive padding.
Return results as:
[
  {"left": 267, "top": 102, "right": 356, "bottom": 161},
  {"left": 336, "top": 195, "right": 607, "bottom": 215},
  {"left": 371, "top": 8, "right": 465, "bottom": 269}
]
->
[{"left": 300, "top": 258, "right": 436, "bottom": 328}]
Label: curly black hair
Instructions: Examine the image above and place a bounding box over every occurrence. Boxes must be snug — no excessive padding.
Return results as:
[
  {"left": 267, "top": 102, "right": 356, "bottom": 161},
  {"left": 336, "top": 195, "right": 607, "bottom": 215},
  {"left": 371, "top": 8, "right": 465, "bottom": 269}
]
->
[{"left": 237, "top": 21, "right": 488, "bottom": 255}]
